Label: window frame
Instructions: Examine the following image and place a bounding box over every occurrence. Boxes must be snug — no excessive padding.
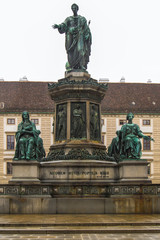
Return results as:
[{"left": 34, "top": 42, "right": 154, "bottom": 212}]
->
[
  {"left": 7, "top": 118, "right": 15, "bottom": 125},
  {"left": 6, "top": 162, "right": 13, "bottom": 175},
  {"left": 142, "top": 119, "right": 151, "bottom": 126},
  {"left": 6, "top": 134, "right": 15, "bottom": 150},
  {"left": 119, "top": 119, "right": 127, "bottom": 126},
  {"left": 101, "top": 135, "right": 105, "bottom": 144},
  {"left": 31, "top": 119, "right": 39, "bottom": 125},
  {"left": 101, "top": 119, "right": 104, "bottom": 126},
  {"left": 142, "top": 134, "right": 152, "bottom": 151}
]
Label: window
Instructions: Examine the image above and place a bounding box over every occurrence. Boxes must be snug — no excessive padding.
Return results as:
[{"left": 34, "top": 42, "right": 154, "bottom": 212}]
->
[
  {"left": 102, "top": 135, "right": 104, "bottom": 144},
  {"left": 147, "top": 163, "right": 151, "bottom": 175},
  {"left": 7, "top": 135, "right": 15, "bottom": 150},
  {"left": 143, "top": 137, "right": 151, "bottom": 150},
  {"left": 119, "top": 119, "right": 126, "bottom": 125},
  {"left": 7, "top": 162, "right": 12, "bottom": 175},
  {"left": 143, "top": 120, "right": 150, "bottom": 126},
  {"left": 101, "top": 119, "right": 104, "bottom": 126},
  {"left": 31, "top": 119, "right": 39, "bottom": 125},
  {"left": 7, "top": 118, "right": 15, "bottom": 124}
]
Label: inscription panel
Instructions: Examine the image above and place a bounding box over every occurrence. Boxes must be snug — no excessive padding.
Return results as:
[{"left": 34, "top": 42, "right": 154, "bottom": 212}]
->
[
  {"left": 48, "top": 167, "right": 67, "bottom": 180},
  {"left": 41, "top": 166, "right": 115, "bottom": 180}
]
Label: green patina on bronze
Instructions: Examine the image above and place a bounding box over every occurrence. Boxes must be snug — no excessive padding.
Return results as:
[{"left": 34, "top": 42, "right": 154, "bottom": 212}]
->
[
  {"left": 53, "top": 3, "right": 92, "bottom": 72},
  {"left": 56, "top": 103, "right": 67, "bottom": 141},
  {"left": 42, "top": 148, "right": 113, "bottom": 161},
  {"left": 90, "top": 103, "right": 101, "bottom": 141},
  {"left": 108, "top": 112, "right": 154, "bottom": 161},
  {"left": 13, "top": 111, "right": 46, "bottom": 161},
  {"left": 65, "top": 148, "right": 91, "bottom": 160},
  {"left": 48, "top": 78, "right": 108, "bottom": 90},
  {"left": 71, "top": 102, "right": 86, "bottom": 139},
  {"left": 92, "top": 149, "right": 113, "bottom": 161},
  {"left": 47, "top": 149, "right": 65, "bottom": 161}
]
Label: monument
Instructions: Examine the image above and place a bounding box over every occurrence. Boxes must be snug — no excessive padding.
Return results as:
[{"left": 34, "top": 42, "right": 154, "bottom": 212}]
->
[
  {"left": 13, "top": 111, "right": 45, "bottom": 161},
  {"left": 108, "top": 112, "right": 154, "bottom": 160},
  {"left": 53, "top": 3, "right": 91, "bottom": 72},
  {"left": 1, "top": 4, "right": 159, "bottom": 214}
]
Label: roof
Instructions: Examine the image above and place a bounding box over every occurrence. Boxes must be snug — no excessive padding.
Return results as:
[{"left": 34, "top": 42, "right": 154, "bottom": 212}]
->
[
  {"left": 102, "top": 82, "right": 160, "bottom": 114},
  {"left": 0, "top": 81, "right": 160, "bottom": 114},
  {"left": 0, "top": 81, "right": 54, "bottom": 113}
]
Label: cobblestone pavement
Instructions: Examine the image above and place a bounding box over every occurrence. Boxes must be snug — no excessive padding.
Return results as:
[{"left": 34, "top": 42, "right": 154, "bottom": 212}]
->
[{"left": 0, "top": 233, "right": 160, "bottom": 239}]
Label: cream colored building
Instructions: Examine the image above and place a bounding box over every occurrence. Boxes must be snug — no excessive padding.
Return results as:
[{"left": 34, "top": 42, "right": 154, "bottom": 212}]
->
[{"left": 0, "top": 81, "right": 159, "bottom": 183}]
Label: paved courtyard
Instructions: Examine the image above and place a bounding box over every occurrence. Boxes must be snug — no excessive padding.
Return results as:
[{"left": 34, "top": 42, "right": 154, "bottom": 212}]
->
[
  {"left": 0, "top": 233, "right": 160, "bottom": 239},
  {"left": 0, "top": 214, "right": 160, "bottom": 224},
  {"left": 0, "top": 214, "right": 160, "bottom": 239}
]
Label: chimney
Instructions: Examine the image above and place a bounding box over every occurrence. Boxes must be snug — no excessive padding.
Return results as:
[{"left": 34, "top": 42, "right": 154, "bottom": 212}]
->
[
  {"left": 19, "top": 76, "right": 28, "bottom": 81},
  {"left": 120, "top": 77, "right": 125, "bottom": 83},
  {"left": 99, "top": 78, "right": 109, "bottom": 83},
  {"left": 147, "top": 79, "right": 152, "bottom": 83}
]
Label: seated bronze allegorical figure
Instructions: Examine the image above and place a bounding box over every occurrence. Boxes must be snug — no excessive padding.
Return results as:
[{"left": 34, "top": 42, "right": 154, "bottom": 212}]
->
[
  {"left": 13, "top": 111, "right": 46, "bottom": 161},
  {"left": 108, "top": 112, "right": 154, "bottom": 160}
]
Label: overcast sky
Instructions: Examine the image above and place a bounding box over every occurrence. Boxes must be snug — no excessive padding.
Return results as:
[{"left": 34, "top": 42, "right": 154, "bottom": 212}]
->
[{"left": 0, "top": 0, "right": 160, "bottom": 83}]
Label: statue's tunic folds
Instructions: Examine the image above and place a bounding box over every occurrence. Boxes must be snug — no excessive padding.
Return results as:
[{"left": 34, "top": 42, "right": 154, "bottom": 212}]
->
[
  {"left": 121, "top": 123, "right": 142, "bottom": 159},
  {"left": 14, "top": 119, "right": 45, "bottom": 160},
  {"left": 58, "top": 15, "right": 92, "bottom": 70}
]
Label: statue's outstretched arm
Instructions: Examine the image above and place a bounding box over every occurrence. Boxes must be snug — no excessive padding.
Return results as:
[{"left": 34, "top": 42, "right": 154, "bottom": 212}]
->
[
  {"left": 143, "top": 135, "right": 155, "bottom": 142},
  {"left": 52, "top": 24, "right": 59, "bottom": 29},
  {"left": 137, "top": 129, "right": 154, "bottom": 141},
  {"left": 52, "top": 20, "right": 67, "bottom": 34}
]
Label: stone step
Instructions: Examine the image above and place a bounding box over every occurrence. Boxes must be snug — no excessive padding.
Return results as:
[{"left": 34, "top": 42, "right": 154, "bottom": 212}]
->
[
  {"left": 1, "top": 225, "right": 160, "bottom": 234},
  {"left": 0, "top": 222, "right": 160, "bottom": 227}
]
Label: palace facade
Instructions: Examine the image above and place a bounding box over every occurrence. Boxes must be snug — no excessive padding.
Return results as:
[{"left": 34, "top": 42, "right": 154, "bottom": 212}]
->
[{"left": 0, "top": 81, "right": 159, "bottom": 183}]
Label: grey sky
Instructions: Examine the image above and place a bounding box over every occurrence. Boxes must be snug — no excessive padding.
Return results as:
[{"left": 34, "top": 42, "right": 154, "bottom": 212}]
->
[{"left": 0, "top": 0, "right": 160, "bottom": 82}]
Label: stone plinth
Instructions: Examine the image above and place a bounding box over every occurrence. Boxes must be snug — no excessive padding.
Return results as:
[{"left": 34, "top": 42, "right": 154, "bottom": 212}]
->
[
  {"left": 65, "top": 71, "right": 91, "bottom": 80},
  {"left": 10, "top": 158, "right": 151, "bottom": 184},
  {"left": 0, "top": 183, "right": 160, "bottom": 213},
  {"left": 118, "top": 159, "right": 151, "bottom": 183},
  {"left": 40, "top": 160, "right": 118, "bottom": 183},
  {"left": 9, "top": 161, "right": 40, "bottom": 184}
]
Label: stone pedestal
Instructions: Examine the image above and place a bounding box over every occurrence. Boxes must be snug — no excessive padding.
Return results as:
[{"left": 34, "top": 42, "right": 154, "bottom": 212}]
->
[
  {"left": 10, "top": 158, "right": 150, "bottom": 184},
  {"left": 9, "top": 161, "right": 40, "bottom": 184},
  {"left": 40, "top": 160, "right": 118, "bottom": 183},
  {"left": 118, "top": 159, "right": 151, "bottom": 183},
  {"left": 47, "top": 71, "right": 109, "bottom": 161}
]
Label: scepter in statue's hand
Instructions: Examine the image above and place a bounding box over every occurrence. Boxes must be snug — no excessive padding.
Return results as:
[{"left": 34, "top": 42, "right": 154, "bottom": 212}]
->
[{"left": 150, "top": 137, "right": 155, "bottom": 142}]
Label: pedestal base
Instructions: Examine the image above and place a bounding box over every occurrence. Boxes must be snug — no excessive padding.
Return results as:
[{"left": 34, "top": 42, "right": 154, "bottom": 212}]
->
[
  {"left": 0, "top": 184, "right": 160, "bottom": 213},
  {"left": 9, "top": 159, "right": 151, "bottom": 184},
  {"left": 9, "top": 161, "right": 40, "bottom": 184},
  {"left": 118, "top": 159, "right": 151, "bottom": 183}
]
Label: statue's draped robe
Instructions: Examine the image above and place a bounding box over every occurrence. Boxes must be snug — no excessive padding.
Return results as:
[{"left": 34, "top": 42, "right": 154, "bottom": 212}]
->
[
  {"left": 58, "top": 15, "right": 92, "bottom": 70},
  {"left": 73, "top": 108, "right": 84, "bottom": 138},
  {"left": 121, "top": 123, "right": 142, "bottom": 158},
  {"left": 14, "top": 121, "right": 45, "bottom": 160}
]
